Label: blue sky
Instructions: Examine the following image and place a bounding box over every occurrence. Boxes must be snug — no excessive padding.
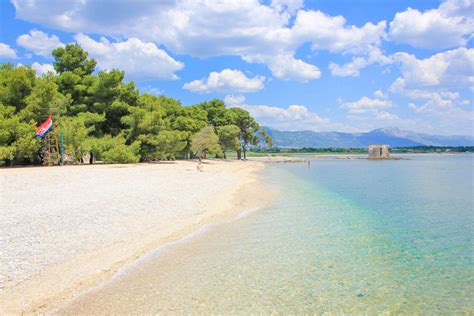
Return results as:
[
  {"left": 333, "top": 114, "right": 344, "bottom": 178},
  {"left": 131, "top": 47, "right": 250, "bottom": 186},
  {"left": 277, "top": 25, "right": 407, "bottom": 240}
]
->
[{"left": 1, "top": 0, "right": 473, "bottom": 135}]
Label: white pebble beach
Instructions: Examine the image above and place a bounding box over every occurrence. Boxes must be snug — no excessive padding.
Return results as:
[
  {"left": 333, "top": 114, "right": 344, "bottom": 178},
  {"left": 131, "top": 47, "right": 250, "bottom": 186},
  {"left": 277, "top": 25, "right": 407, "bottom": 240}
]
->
[{"left": 0, "top": 160, "right": 272, "bottom": 314}]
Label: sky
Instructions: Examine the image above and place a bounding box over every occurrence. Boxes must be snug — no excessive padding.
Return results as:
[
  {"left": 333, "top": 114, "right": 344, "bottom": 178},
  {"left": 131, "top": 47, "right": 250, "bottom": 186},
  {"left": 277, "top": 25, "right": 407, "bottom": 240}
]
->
[{"left": 0, "top": 0, "right": 473, "bottom": 136}]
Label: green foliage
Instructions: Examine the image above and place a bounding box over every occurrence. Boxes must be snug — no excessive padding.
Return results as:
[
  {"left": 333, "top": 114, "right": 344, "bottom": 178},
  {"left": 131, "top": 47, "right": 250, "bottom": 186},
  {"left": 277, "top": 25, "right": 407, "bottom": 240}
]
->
[
  {"left": 0, "top": 63, "right": 36, "bottom": 111},
  {"left": 0, "top": 44, "right": 270, "bottom": 166},
  {"left": 0, "top": 104, "right": 40, "bottom": 164},
  {"left": 138, "top": 130, "right": 188, "bottom": 161},
  {"left": 121, "top": 94, "right": 166, "bottom": 142},
  {"left": 102, "top": 138, "right": 141, "bottom": 164},
  {"left": 391, "top": 146, "right": 474, "bottom": 153},
  {"left": 58, "top": 115, "right": 94, "bottom": 161},
  {"left": 89, "top": 70, "right": 139, "bottom": 135},
  {"left": 52, "top": 44, "right": 97, "bottom": 76},
  {"left": 226, "top": 107, "right": 270, "bottom": 159},
  {"left": 195, "top": 103, "right": 272, "bottom": 159},
  {"left": 217, "top": 124, "right": 240, "bottom": 158},
  {"left": 55, "top": 71, "right": 94, "bottom": 115},
  {"left": 122, "top": 94, "right": 207, "bottom": 160},
  {"left": 259, "top": 128, "right": 273, "bottom": 148},
  {"left": 191, "top": 126, "right": 221, "bottom": 158},
  {"left": 84, "top": 135, "right": 114, "bottom": 159},
  {"left": 54, "top": 112, "right": 104, "bottom": 162},
  {"left": 172, "top": 106, "right": 208, "bottom": 133},
  {"left": 22, "top": 74, "right": 69, "bottom": 123},
  {"left": 196, "top": 99, "right": 229, "bottom": 127}
]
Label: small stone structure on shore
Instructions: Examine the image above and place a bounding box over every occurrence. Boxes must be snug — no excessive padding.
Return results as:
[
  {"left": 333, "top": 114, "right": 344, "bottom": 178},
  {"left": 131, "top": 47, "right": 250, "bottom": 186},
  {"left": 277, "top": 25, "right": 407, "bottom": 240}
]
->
[{"left": 368, "top": 144, "right": 390, "bottom": 159}]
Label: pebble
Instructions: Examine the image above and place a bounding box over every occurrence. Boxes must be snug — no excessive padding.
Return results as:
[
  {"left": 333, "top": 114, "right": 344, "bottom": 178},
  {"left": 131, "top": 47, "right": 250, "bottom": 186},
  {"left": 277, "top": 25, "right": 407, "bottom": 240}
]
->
[{"left": 0, "top": 162, "right": 245, "bottom": 290}]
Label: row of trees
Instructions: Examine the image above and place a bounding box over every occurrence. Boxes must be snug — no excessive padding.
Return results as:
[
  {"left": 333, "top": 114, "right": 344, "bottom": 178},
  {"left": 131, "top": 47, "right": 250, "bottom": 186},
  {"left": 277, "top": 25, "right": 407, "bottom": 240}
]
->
[{"left": 0, "top": 44, "right": 271, "bottom": 166}]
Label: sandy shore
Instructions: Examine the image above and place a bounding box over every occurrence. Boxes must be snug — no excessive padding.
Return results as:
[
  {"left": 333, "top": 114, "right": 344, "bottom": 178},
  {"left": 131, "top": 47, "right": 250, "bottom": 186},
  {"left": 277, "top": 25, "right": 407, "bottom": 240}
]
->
[{"left": 0, "top": 160, "right": 273, "bottom": 314}]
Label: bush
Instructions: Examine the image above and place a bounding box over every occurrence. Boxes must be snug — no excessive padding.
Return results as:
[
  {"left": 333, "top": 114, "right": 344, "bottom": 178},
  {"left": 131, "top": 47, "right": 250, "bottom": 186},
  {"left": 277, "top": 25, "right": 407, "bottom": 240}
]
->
[{"left": 102, "top": 141, "right": 140, "bottom": 163}]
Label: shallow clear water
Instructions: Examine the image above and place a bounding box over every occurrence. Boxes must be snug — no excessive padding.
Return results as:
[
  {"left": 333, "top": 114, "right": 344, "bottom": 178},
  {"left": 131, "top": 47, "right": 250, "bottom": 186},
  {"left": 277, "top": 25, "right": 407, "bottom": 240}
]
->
[{"left": 65, "top": 154, "right": 474, "bottom": 314}]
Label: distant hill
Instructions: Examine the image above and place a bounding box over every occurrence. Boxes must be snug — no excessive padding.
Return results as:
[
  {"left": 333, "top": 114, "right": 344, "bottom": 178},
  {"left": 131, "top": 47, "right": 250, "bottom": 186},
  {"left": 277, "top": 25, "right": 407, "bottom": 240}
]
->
[{"left": 263, "top": 127, "right": 474, "bottom": 148}]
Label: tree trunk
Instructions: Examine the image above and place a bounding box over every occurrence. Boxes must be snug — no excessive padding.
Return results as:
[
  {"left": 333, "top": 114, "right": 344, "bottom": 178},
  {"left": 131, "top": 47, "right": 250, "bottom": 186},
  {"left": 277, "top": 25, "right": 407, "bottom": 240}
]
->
[
  {"left": 243, "top": 149, "right": 246, "bottom": 160},
  {"left": 223, "top": 151, "right": 227, "bottom": 159},
  {"left": 237, "top": 149, "right": 242, "bottom": 160},
  {"left": 89, "top": 152, "right": 94, "bottom": 164}
]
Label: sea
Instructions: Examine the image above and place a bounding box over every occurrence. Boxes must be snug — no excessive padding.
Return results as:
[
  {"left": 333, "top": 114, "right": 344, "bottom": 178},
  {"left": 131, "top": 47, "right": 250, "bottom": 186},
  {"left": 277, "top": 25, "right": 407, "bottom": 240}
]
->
[{"left": 63, "top": 154, "right": 474, "bottom": 314}]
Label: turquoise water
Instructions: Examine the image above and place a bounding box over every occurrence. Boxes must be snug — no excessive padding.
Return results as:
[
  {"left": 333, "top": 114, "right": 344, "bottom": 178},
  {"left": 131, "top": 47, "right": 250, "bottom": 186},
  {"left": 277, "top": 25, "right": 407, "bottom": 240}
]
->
[
  {"left": 255, "top": 154, "right": 474, "bottom": 313},
  {"left": 64, "top": 154, "right": 474, "bottom": 314}
]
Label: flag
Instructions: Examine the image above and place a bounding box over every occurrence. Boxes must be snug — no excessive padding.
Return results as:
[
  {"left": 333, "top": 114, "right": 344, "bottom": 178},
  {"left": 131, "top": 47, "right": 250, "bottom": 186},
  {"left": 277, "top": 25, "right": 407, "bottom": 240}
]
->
[{"left": 34, "top": 115, "right": 53, "bottom": 139}]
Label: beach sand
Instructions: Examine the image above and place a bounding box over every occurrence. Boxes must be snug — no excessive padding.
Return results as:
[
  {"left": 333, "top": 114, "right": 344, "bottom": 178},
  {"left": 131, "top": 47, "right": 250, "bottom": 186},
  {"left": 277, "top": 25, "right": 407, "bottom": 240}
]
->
[{"left": 0, "top": 160, "right": 274, "bottom": 314}]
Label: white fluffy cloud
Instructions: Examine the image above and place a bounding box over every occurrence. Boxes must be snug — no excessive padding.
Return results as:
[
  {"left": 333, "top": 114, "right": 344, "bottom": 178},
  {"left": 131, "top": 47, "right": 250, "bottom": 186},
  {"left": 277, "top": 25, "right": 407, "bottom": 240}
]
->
[
  {"left": 414, "top": 95, "right": 458, "bottom": 113},
  {"left": 329, "top": 47, "right": 392, "bottom": 77},
  {"left": 351, "top": 111, "right": 420, "bottom": 132},
  {"left": 374, "top": 89, "right": 388, "bottom": 99},
  {"left": 183, "top": 69, "right": 265, "bottom": 93},
  {"left": 244, "top": 53, "right": 321, "bottom": 82},
  {"left": 74, "top": 34, "right": 184, "bottom": 80},
  {"left": 140, "top": 86, "right": 164, "bottom": 96},
  {"left": 329, "top": 56, "right": 370, "bottom": 77},
  {"left": 341, "top": 96, "right": 392, "bottom": 114},
  {"left": 341, "top": 98, "right": 420, "bottom": 131},
  {"left": 267, "top": 54, "right": 321, "bottom": 82},
  {"left": 242, "top": 104, "right": 328, "bottom": 129},
  {"left": 11, "top": 0, "right": 387, "bottom": 81},
  {"left": 340, "top": 90, "right": 473, "bottom": 135},
  {"left": 292, "top": 10, "right": 387, "bottom": 55},
  {"left": 398, "top": 89, "right": 466, "bottom": 114},
  {"left": 328, "top": 0, "right": 474, "bottom": 77},
  {"left": 0, "top": 43, "right": 18, "bottom": 58},
  {"left": 389, "top": 0, "right": 474, "bottom": 49},
  {"left": 337, "top": 93, "right": 422, "bottom": 131},
  {"left": 407, "top": 100, "right": 474, "bottom": 135},
  {"left": 224, "top": 94, "right": 247, "bottom": 106},
  {"left": 31, "top": 62, "right": 56, "bottom": 76},
  {"left": 389, "top": 71, "right": 474, "bottom": 135},
  {"left": 225, "top": 95, "right": 355, "bottom": 132},
  {"left": 270, "top": 0, "right": 304, "bottom": 15},
  {"left": 374, "top": 111, "right": 400, "bottom": 121},
  {"left": 16, "top": 29, "right": 64, "bottom": 57},
  {"left": 387, "top": 46, "right": 474, "bottom": 135},
  {"left": 391, "top": 47, "right": 474, "bottom": 91}
]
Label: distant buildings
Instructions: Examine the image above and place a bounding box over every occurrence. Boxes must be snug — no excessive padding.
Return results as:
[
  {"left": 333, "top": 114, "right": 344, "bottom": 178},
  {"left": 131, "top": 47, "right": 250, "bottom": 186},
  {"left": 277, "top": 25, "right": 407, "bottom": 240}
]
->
[{"left": 368, "top": 144, "right": 390, "bottom": 159}]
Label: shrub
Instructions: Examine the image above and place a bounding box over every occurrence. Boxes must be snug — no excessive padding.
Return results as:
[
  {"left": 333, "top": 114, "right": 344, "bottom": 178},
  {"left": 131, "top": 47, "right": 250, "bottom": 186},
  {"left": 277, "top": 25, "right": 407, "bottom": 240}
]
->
[{"left": 102, "top": 141, "right": 140, "bottom": 163}]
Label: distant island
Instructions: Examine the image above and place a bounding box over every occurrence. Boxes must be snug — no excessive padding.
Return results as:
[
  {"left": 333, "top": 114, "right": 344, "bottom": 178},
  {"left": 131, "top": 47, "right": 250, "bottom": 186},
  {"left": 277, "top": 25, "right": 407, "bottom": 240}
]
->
[
  {"left": 249, "top": 146, "right": 474, "bottom": 156},
  {"left": 263, "top": 127, "right": 474, "bottom": 148}
]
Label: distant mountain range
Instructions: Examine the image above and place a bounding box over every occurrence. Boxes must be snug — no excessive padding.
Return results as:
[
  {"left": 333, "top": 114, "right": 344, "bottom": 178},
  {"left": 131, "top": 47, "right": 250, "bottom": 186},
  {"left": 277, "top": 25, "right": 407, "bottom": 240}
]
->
[{"left": 263, "top": 127, "right": 474, "bottom": 148}]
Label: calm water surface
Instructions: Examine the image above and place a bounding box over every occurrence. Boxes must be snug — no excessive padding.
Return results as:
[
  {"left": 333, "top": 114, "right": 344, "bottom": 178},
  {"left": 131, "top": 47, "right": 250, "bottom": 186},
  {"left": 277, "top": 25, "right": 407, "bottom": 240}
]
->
[{"left": 64, "top": 154, "right": 474, "bottom": 314}]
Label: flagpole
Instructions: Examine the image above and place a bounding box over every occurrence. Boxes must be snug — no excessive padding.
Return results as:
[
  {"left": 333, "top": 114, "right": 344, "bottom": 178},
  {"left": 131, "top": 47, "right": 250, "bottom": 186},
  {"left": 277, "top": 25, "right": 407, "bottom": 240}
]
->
[{"left": 60, "top": 132, "right": 64, "bottom": 166}]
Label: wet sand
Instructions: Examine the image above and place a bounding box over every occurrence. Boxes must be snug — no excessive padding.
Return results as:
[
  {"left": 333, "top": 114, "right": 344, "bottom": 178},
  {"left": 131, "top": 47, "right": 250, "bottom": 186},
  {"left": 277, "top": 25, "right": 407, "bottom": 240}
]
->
[{"left": 0, "top": 160, "right": 273, "bottom": 314}]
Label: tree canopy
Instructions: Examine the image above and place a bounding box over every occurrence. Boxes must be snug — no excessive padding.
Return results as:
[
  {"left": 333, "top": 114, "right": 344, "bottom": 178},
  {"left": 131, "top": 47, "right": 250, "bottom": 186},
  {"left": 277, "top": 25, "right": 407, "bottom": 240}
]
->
[{"left": 0, "top": 44, "right": 271, "bottom": 166}]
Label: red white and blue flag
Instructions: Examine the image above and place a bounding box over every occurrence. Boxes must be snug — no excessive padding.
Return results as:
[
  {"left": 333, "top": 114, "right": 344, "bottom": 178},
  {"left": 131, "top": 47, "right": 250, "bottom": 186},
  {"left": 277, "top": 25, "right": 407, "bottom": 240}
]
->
[{"left": 34, "top": 115, "right": 53, "bottom": 139}]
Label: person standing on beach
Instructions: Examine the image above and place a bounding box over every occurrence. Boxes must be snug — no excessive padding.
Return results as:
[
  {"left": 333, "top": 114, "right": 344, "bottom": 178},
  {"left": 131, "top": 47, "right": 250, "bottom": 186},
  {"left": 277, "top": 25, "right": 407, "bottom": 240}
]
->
[{"left": 197, "top": 162, "right": 204, "bottom": 172}]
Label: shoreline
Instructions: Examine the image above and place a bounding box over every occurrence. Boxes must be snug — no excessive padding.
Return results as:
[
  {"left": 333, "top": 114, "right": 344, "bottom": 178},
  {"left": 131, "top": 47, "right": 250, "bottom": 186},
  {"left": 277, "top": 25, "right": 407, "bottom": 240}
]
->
[
  {"left": 0, "top": 160, "right": 276, "bottom": 314},
  {"left": 54, "top": 205, "right": 265, "bottom": 313}
]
